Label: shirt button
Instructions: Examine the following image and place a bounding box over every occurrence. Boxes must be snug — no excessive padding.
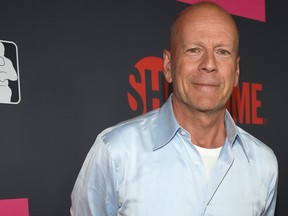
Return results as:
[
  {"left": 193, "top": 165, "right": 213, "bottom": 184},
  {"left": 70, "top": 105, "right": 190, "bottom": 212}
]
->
[{"left": 194, "top": 161, "right": 200, "bottom": 166}]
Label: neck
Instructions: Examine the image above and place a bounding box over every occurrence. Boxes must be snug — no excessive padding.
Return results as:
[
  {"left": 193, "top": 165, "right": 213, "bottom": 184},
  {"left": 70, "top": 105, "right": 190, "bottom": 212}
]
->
[{"left": 172, "top": 100, "right": 226, "bottom": 149}]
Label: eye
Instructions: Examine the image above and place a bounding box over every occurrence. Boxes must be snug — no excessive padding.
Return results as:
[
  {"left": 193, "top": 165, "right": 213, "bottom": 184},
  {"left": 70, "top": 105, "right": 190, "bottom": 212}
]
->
[
  {"left": 216, "top": 49, "right": 231, "bottom": 57},
  {"left": 186, "top": 47, "right": 201, "bottom": 56}
]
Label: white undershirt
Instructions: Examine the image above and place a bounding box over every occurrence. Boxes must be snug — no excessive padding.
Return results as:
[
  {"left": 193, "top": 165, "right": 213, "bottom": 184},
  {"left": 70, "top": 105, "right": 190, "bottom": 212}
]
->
[{"left": 194, "top": 145, "right": 223, "bottom": 180}]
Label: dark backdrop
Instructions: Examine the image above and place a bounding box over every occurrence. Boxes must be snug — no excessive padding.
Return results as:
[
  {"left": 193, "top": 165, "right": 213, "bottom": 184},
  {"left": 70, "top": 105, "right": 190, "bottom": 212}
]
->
[{"left": 0, "top": 0, "right": 286, "bottom": 215}]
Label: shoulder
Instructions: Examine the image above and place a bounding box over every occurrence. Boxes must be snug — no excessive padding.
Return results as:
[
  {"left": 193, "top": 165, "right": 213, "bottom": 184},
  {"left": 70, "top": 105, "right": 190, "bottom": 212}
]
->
[
  {"left": 97, "top": 108, "right": 160, "bottom": 149},
  {"left": 236, "top": 126, "right": 278, "bottom": 170}
]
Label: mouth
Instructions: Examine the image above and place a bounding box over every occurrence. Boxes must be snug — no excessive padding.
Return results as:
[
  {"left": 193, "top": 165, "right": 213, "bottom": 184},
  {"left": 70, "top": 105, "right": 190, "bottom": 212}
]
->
[
  {"left": 192, "top": 82, "right": 220, "bottom": 92},
  {"left": 193, "top": 82, "right": 219, "bottom": 87}
]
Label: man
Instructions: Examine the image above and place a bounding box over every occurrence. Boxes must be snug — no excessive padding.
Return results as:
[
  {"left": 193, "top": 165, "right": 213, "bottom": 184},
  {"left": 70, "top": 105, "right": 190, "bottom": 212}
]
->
[{"left": 71, "top": 2, "right": 278, "bottom": 215}]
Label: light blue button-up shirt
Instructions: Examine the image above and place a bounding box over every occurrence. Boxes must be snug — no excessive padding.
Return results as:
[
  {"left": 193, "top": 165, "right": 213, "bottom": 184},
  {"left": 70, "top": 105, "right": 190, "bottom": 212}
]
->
[{"left": 71, "top": 94, "right": 278, "bottom": 216}]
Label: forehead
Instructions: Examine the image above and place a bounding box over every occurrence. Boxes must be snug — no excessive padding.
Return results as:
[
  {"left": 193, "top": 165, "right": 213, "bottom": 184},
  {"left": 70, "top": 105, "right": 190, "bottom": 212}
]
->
[
  {"left": 173, "top": 5, "right": 239, "bottom": 48},
  {"left": 183, "top": 18, "right": 235, "bottom": 44}
]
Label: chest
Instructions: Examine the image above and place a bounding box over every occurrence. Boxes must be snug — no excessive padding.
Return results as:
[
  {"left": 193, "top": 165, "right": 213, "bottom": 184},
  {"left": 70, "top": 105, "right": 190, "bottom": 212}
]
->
[{"left": 116, "top": 145, "right": 266, "bottom": 216}]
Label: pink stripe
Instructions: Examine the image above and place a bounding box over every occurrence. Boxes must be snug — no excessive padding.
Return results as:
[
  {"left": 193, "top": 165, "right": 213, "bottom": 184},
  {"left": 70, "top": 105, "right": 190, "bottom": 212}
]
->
[
  {"left": 177, "top": 0, "right": 266, "bottom": 22},
  {"left": 0, "top": 198, "right": 29, "bottom": 216}
]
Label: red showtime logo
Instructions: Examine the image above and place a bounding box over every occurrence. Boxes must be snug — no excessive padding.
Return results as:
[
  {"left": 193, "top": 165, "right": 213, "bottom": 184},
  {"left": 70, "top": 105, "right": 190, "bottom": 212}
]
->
[
  {"left": 177, "top": 0, "right": 266, "bottom": 22},
  {"left": 127, "top": 56, "right": 170, "bottom": 114},
  {"left": 127, "top": 56, "right": 266, "bottom": 125}
]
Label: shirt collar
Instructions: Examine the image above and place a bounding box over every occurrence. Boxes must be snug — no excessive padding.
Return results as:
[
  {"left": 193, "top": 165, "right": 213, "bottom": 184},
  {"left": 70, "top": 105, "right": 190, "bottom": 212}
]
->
[
  {"left": 224, "top": 110, "right": 250, "bottom": 162},
  {"left": 224, "top": 109, "right": 239, "bottom": 146},
  {"left": 154, "top": 94, "right": 179, "bottom": 151},
  {"left": 154, "top": 94, "right": 249, "bottom": 161}
]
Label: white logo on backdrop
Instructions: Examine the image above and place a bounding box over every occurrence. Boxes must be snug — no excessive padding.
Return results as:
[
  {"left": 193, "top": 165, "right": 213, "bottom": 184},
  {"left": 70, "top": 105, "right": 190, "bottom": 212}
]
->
[{"left": 0, "top": 40, "right": 20, "bottom": 104}]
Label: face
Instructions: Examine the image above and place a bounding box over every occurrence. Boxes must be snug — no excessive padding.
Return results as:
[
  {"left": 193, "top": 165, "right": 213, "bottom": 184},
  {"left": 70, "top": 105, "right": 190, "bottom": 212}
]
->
[{"left": 163, "top": 6, "right": 240, "bottom": 114}]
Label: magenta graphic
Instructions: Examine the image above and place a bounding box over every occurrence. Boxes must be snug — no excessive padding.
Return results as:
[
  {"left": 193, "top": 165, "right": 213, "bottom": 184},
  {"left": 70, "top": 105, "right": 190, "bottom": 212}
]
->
[
  {"left": 0, "top": 198, "right": 29, "bottom": 216},
  {"left": 177, "top": 0, "right": 266, "bottom": 22}
]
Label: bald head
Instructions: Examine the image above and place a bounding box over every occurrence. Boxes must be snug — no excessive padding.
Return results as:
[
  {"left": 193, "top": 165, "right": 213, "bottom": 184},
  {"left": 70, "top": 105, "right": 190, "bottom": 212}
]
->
[{"left": 170, "top": 2, "right": 239, "bottom": 54}]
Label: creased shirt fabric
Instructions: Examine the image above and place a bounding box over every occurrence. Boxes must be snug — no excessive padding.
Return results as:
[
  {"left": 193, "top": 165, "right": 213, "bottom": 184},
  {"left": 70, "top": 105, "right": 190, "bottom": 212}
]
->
[{"left": 70, "top": 94, "right": 278, "bottom": 216}]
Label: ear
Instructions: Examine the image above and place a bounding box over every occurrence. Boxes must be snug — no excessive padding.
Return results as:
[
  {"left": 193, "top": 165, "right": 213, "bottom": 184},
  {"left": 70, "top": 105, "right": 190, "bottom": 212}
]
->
[
  {"left": 163, "top": 49, "right": 173, "bottom": 83},
  {"left": 234, "top": 56, "right": 240, "bottom": 87}
]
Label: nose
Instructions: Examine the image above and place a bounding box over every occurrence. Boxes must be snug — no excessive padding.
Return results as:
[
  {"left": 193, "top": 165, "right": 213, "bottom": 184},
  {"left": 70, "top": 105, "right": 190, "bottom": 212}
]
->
[{"left": 198, "top": 51, "right": 217, "bottom": 73}]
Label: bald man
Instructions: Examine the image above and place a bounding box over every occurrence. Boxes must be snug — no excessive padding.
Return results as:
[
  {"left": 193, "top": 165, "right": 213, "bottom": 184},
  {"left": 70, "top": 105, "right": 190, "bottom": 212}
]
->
[{"left": 71, "top": 2, "right": 278, "bottom": 216}]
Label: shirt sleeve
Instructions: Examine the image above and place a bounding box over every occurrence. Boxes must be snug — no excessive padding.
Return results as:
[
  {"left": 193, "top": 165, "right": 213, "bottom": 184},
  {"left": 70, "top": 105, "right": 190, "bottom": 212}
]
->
[{"left": 70, "top": 134, "right": 119, "bottom": 216}]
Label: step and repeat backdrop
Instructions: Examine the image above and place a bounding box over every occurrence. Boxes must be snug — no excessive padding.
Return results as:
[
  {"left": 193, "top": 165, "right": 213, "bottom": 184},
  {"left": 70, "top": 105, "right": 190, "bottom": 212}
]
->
[{"left": 0, "top": 0, "right": 287, "bottom": 215}]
